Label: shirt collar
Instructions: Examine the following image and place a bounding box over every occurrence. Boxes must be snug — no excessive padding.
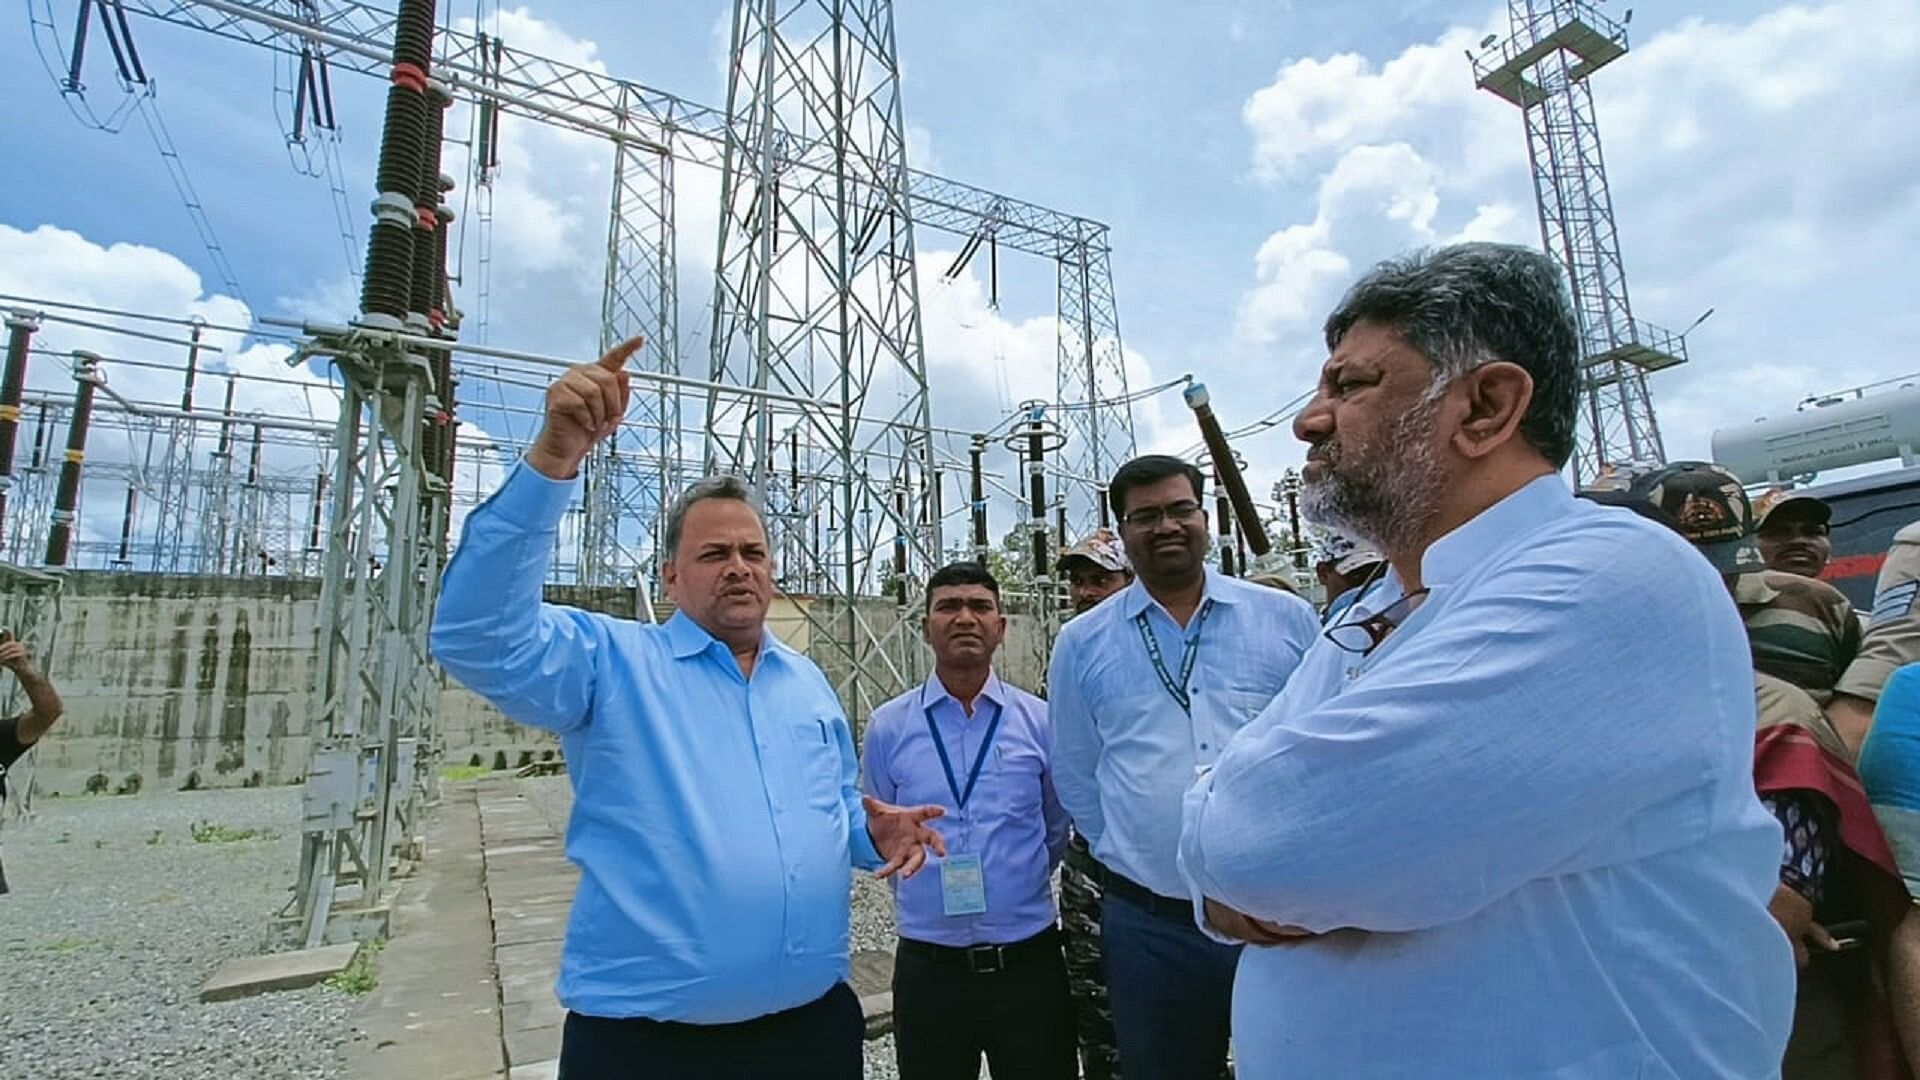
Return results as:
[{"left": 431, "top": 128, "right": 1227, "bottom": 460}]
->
[
  {"left": 1119, "top": 566, "right": 1240, "bottom": 620},
  {"left": 922, "top": 670, "right": 1007, "bottom": 713},
  {"left": 1733, "top": 571, "right": 1780, "bottom": 607},
  {"left": 664, "top": 609, "right": 781, "bottom": 665},
  {"left": 1419, "top": 473, "right": 1573, "bottom": 588}
]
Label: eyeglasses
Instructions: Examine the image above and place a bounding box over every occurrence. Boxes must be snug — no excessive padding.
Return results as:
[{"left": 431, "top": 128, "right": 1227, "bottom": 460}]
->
[
  {"left": 1120, "top": 501, "right": 1204, "bottom": 530},
  {"left": 1325, "top": 588, "right": 1431, "bottom": 655}
]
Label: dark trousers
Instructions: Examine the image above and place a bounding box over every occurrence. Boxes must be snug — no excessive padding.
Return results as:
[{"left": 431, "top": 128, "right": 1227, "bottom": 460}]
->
[
  {"left": 558, "top": 981, "right": 862, "bottom": 1080},
  {"left": 1101, "top": 886, "right": 1241, "bottom": 1080},
  {"left": 892, "top": 928, "right": 1078, "bottom": 1080}
]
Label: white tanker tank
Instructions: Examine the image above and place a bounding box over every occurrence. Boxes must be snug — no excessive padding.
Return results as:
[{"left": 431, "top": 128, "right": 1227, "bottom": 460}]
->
[{"left": 1712, "top": 383, "right": 1920, "bottom": 483}]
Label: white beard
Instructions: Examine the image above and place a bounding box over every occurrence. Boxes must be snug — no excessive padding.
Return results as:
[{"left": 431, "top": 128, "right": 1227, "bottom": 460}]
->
[{"left": 1298, "top": 399, "right": 1447, "bottom": 554}]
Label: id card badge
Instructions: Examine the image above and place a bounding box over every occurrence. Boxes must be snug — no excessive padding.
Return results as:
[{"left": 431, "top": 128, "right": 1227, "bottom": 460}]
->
[{"left": 939, "top": 852, "right": 988, "bottom": 916}]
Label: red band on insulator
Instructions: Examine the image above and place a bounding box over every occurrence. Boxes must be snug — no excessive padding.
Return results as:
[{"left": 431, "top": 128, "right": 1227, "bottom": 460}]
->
[
  {"left": 416, "top": 207, "right": 438, "bottom": 229},
  {"left": 391, "top": 63, "right": 428, "bottom": 92}
]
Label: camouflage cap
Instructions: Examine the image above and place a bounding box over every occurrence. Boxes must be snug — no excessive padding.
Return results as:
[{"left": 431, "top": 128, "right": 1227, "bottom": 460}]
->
[
  {"left": 1334, "top": 548, "right": 1386, "bottom": 576},
  {"left": 1306, "top": 526, "right": 1382, "bottom": 575},
  {"left": 1622, "top": 460, "right": 1767, "bottom": 574},
  {"left": 1754, "top": 489, "right": 1832, "bottom": 531},
  {"left": 1057, "top": 528, "right": 1129, "bottom": 573}
]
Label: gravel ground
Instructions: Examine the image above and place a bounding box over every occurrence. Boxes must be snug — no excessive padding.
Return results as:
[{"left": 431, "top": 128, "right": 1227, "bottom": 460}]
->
[
  {"left": 0, "top": 787, "right": 353, "bottom": 1080},
  {"left": 520, "top": 776, "right": 911, "bottom": 1079}
]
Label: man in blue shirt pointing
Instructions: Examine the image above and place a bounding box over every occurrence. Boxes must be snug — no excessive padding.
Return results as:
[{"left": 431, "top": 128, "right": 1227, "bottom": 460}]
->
[{"left": 430, "top": 336, "right": 946, "bottom": 1079}]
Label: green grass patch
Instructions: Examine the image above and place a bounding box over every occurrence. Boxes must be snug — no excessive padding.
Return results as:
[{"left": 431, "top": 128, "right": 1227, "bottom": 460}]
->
[
  {"left": 190, "top": 820, "right": 275, "bottom": 844},
  {"left": 40, "top": 936, "right": 98, "bottom": 954},
  {"left": 439, "top": 764, "right": 491, "bottom": 782},
  {"left": 324, "top": 938, "right": 386, "bottom": 995}
]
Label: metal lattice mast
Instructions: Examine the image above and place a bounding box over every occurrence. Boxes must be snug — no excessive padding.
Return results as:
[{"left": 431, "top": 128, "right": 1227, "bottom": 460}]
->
[
  {"left": 146, "top": 321, "right": 204, "bottom": 572},
  {"left": 1473, "top": 0, "right": 1686, "bottom": 485},
  {"left": 582, "top": 92, "right": 680, "bottom": 588},
  {"left": 1056, "top": 222, "right": 1135, "bottom": 528},
  {"left": 289, "top": 0, "right": 449, "bottom": 947},
  {"left": 706, "top": 0, "right": 937, "bottom": 716}
]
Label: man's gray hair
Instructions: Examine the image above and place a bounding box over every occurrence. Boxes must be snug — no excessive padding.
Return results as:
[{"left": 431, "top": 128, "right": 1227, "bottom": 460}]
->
[
  {"left": 661, "top": 474, "right": 759, "bottom": 558},
  {"left": 1323, "top": 242, "right": 1581, "bottom": 468}
]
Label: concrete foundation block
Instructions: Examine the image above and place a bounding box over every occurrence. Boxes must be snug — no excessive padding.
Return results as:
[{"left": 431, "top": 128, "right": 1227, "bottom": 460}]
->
[{"left": 199, "top": 943, "right": 361, "bottom": 1002}]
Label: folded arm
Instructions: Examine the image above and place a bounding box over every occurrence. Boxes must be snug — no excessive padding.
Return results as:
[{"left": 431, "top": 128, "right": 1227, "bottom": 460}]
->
[{"left": 1182, "top": 542, "right": 1726, "bottom": 933}]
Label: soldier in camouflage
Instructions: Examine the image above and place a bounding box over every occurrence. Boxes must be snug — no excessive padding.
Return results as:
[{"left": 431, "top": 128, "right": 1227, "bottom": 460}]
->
[
  {"left": 1619, "top": 462, "right": 1910, "bottom": 1078},
  {"left": 1055, "top": 531, "right": 1129, "bottom": 1080}
]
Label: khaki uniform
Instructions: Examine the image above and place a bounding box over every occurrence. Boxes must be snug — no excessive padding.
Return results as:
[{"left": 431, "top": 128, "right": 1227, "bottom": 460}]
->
[{"left": 1837, "top": 521, "right": 1920, "bottom": 702}]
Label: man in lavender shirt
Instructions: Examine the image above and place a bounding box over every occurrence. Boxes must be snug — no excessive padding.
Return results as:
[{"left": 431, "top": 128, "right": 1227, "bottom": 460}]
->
[{"left": 862, "top": 561, "right": 1075, "bottom": 1080}]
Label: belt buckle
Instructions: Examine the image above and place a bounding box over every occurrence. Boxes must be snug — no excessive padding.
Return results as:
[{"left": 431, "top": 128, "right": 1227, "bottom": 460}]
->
[{"left": 966, "top": 944, "right": 1005, "bottom": 974}]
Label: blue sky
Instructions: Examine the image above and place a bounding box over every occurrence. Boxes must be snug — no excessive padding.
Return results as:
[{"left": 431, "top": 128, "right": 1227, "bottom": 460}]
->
[{"left": 3, "top": 0, "right": 1917, "bottom": 555}]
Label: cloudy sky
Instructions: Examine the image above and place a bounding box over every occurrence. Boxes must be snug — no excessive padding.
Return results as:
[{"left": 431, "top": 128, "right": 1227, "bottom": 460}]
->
[{"left": 3, "top": 0, "right": 1916, "bottom": 560}]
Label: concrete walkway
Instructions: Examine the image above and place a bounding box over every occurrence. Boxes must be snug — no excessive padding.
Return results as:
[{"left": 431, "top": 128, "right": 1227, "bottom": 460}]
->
[
  {"left": 474, "top": 775, "right": 579, "bottom": 1079},
  {"left": 346, "top": 775, "right": 894, "bottom": 1080},
  {"left": 341, "top": 776, "right": 576, "bottom": 1079},
  {"left": 342, "top": 783, "right": 511, "bottom": 1079}
]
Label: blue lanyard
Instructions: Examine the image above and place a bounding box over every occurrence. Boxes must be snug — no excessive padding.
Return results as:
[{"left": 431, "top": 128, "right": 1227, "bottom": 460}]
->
[
  {"left": 1134, "top": 599, "right": 1215, "bottom": 714},
  {"left": 923, "top": 689, "right": 1003, "bottom": 812}
]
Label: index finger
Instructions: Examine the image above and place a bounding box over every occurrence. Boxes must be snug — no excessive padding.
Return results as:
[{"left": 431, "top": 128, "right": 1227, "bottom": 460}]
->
[{"left": 598, "top": 336, "right": 644, "bottom": 371}]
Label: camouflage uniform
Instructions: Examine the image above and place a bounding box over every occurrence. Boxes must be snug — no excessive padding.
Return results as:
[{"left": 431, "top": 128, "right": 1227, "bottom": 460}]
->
[
  {"left": 1735, "top": 570, "right": 1863, "bottom": 701},
  {"left": 1060, "top": 831, "right": 1121, "bottom": 1080},
  {"left": 1056, "top": 533, "right": 1130, "bottom": 1080},
  {"left": 1837, "top": 520, "right": 1920, "bottom": 703}
]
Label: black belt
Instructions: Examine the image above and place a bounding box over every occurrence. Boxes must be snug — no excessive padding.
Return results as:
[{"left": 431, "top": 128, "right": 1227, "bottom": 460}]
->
[
  {"left": 1086, "top": 856, "right": 1194, "bottom": 923},
  {"left": 897, "top": 927, "right": 1060, "bottom": 975}
]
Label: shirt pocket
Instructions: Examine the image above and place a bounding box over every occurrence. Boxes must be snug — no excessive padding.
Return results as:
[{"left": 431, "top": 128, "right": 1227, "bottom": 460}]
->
[
  {"left": 789, "top": 712, "right": 845, "bottom": 812},
  {"left": 973, "top": 742, "right": 1045, "bottom": 823}
]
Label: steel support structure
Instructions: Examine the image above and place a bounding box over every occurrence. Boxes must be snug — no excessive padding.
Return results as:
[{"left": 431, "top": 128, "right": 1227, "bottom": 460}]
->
[
  {"left": 581, "top": 89, "right": 680, "bottom": 588},
  {"left": 290, "top": 339, "right": 441, "bottom": 945},
  {"left": 93, "top": 0, "right": 1141, "bottom": 719},
  {"left": 705, "top": 0, "right": 936, "bottom": 717},
  {"left": 1056, "top": 224, "right": 1135, "bottom": 530},
  {"left": 109, "top": 0, "right": 1137, "bottom": 536},
  {"left": 1473, "top": 0, "right": 1684, "bottom": 485}
]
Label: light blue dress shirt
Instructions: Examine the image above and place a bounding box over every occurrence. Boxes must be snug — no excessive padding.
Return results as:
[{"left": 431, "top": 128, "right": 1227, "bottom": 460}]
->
[
  {"left": 1048, "top": 569, "right": 1319, "bottom": 898},
  {"left": 1178, "top": 475, "right": 1795, "bottom": 1079},
  {"left": 861, "top": 672, "right": 1068, "bottom": 947},
  {"left": 429, "top": 461, "right": 882, "bottom": 1025}
]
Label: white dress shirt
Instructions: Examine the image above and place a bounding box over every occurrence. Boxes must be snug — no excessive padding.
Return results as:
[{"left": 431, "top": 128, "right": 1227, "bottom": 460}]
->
[
  {"left": 1178, "top": 475, "right": 1795, "bottom": 1078},
  {"left": 1050, "top": 568, "right": 1319, "bottom": 898}
]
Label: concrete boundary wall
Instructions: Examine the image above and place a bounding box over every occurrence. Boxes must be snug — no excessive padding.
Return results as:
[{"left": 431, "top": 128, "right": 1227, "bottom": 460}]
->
[{"left": 5, "top": 571, "right": 1051, "bottom": 798}]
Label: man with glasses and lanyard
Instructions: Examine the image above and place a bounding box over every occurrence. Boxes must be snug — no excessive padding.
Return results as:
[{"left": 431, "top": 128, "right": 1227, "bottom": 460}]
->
[
  {"left": 862, "top": 561, "right": 1074, "bottom": 1080},
  {"left": 1049, "top": 453, "right": 1319, "bottom": 1079},
  {"left": 1176, "top": 243, "right": 1793, "bottom": 1078}
]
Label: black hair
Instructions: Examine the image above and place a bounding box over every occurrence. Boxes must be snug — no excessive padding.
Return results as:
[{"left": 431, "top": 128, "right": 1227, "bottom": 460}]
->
[
  {"left": 1107, "top": 454, "right": 1205, "bottom": 520},
  {"left": 925, "top": 561, "right": 1001, "bottom": 612},
  {"left": 1324, "top": 243, "right": 1581, "bottom": 468}
]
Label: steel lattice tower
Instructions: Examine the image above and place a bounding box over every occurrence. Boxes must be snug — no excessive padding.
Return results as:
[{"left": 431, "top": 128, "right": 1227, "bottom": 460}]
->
[
  {"left": 706, "top": 0, "right": 938, "bottom": 715},
  {"left": 582, "top": 96, "right": 680, "bottom": 589},
  {"left": 1474, "top": 0, "right": 1686, "bottom": 485},
  {"left": 1056, "top": 223, "right": 1135, "bottom": 528}
]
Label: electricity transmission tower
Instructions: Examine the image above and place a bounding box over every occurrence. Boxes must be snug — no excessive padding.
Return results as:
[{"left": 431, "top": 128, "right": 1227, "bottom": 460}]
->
[
  {"left": 705, "top": 0, "right": 938, "bottom": 717},
  {"left": 1473, "top": 0, "right": 1687, "bottom": 484}
]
